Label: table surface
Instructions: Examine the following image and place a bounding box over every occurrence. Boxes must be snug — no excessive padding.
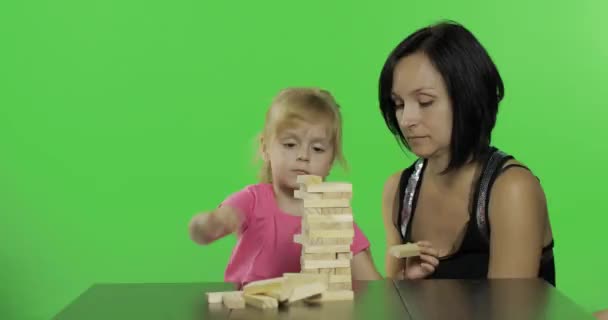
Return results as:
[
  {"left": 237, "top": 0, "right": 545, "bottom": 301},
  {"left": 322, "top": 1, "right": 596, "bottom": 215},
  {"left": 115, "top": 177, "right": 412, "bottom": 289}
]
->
[{"left": 53, "top": 279, "right": 594, "bottom": 320}]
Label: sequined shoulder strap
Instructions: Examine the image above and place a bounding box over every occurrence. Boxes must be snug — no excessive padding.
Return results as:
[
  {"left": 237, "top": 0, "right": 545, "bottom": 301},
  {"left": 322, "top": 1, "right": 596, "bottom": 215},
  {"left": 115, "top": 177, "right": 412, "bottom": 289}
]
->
[
  {"left": 399, "top": 159, "right": 425, "bottom": 239},
  {"left": 474, "top": 149, "right": 510, "bottom": 244}
]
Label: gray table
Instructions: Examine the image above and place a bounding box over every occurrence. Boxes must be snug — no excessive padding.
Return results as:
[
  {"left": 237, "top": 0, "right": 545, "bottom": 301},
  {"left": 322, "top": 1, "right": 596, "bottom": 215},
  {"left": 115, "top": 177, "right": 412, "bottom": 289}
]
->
[{"left": 53, "top": 279, "right": 593, "bottom": 319}]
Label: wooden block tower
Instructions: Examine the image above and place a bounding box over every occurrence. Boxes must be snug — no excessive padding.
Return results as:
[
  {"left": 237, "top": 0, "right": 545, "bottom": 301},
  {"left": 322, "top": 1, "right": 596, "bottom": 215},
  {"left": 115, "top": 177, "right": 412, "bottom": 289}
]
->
[{"left": 294, "top": 175, "right": 355, "bottom": 297}]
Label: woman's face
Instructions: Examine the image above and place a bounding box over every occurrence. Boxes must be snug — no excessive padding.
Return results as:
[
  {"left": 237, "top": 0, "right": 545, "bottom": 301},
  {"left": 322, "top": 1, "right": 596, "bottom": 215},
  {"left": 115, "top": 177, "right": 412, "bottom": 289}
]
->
[{"left": 391, "top": 52, "right": 453, "bottom": 160}]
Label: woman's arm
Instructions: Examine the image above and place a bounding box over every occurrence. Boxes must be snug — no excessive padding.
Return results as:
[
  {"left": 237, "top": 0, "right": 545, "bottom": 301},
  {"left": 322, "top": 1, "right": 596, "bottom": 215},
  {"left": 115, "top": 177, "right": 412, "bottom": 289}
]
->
[
  {"left": 382, "top": 171, "right": 406, "bottom": 278},
  {"left": 487, "top": 166, "right": 549, "bottom": 278}
]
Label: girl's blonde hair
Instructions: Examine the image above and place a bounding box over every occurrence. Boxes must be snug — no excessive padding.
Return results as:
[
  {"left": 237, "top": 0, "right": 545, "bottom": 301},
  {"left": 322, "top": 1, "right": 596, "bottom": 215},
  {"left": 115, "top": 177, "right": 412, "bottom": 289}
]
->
[{"left": 257, "top": 87, "right": 347, "bottom": 183}]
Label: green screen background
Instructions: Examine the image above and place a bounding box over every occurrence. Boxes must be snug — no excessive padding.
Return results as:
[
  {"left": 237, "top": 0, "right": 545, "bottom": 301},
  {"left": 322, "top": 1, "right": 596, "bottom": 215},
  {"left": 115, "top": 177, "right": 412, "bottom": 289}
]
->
[{"left": 1, "top": 0, "right": 606, "bottom": 319}]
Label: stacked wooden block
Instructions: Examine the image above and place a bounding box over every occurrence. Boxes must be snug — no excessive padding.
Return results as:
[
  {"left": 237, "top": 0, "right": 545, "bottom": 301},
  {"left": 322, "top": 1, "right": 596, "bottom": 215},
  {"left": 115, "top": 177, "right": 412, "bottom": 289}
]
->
[{"left": 294, "top": 175, "right": 354, "bottom": 294}]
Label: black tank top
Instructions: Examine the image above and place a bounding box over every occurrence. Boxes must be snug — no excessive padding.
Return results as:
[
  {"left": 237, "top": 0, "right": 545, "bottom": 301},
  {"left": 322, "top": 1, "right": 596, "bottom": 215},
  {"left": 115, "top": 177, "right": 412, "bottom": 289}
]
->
[{"left": 395, "top": 147, "right": 556, "bottom": 286}]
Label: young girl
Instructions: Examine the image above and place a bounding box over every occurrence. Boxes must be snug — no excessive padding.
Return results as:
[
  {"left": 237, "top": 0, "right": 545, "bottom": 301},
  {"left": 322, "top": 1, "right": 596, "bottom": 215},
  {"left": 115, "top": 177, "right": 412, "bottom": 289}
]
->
[{"left": 188, "top": 87, "right": 381, "bottom": 286}]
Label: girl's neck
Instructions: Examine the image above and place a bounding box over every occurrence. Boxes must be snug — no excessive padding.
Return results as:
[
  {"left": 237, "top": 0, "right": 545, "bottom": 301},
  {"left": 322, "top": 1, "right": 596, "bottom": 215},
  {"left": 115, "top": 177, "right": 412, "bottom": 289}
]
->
[{"left": 272, "top": 182, "right": 304, "bottom": 216}]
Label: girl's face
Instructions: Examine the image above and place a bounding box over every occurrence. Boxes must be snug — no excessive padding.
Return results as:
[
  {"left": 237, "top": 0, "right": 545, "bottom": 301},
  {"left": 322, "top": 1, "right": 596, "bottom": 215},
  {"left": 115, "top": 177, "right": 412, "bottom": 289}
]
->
[
  {"left": 263, "top": 119, "right": 335, "bottom": 190},
  {"left": 391, "top": 52, "right": 453, "bottom": 160}
]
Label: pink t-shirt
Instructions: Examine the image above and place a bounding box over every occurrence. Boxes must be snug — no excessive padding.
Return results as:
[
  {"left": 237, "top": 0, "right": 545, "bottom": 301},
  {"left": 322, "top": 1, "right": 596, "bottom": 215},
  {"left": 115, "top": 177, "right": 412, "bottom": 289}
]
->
[{"left": 221, "top": 183, "right": 371, "bottom": 286}]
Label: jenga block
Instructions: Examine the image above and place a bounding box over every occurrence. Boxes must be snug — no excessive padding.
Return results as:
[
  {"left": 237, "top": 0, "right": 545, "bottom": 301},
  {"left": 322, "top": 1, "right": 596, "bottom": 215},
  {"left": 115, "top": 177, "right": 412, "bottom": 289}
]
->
[
  {"left": 299, "top": 235, "right": 353, "bottom": 246},
  {"left": 303, "top": 220, "right": 353, "bottom": 231},
  {"left": 306, "top": 182, "right": 352, "bottom": 193},
  {"left": 306, "top": 229, "right": 354, "bottom": 238},
  {"left": 329, "top": 274, "right": 352, "bottom": 283},
  {"left": 322, "top": 192, "right": 353, "bottom": 199},
  {"left": 303, "top": 253, "right": 336, "bottom": 260},
  {"left": 223, "top": 292, "right": 245, "bottom": 309},
  {"left": 294, "top": 190, "right": 323, "bottom": 200},
  {"left": 287, "top": 282, "right": 328, "bottom": 304},
  {"left": 302, "top": 244, "right": 351, "bottom": 254},
  {"left": 329, "top": 282, "right": 352, "bottom": 290},
  {"left": 305, "top": 290, "right": 354, "bottom": 303},
  {"left": 243, "top": 276, "right": 285, "bottom": 295},
  {"left": 301, "top": 259, "right": 350, "bottom": 269},
  {"left": 296, "top": 175, "right": 322, "bottom": 185},
  {"left": 301, "top": 268, "right": 320, "bottom": 274},
  {"left": 207, "top": 291, "right": 236, "bottom": 304},
  {"left": 319, "top": 268, "right": 333, "bottom": 274},
  {"left": 243, "top": 294, "right": 278, "bottom": 309},
  {"left": 389, "top": 243, "right": 421, "bottom": 258},
  {"left": 305, "top": 213, "right": 353, "bottom": 223},
  {"left": 337, "top": 252, "right": 353, "bottom": 259},
  {"left": 305, "top": 207, "right": 353, "bottom": 215},
  {"left": 334, "top": 267, "right": 352, "bottom": 275},
  {"left": 303, "top": 199, "right": 350, "bottom": 208}
]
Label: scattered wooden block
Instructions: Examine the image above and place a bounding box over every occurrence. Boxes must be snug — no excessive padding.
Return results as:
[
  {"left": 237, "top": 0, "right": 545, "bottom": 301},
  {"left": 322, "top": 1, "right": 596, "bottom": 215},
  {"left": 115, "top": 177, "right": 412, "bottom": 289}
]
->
[
  {"left": 296, "top": 175, "right": 322, "bottom": 185},
  {"left": 243, "top": 294, "right": 278, "bottom": 309},
  {"left": 305, "top": 290, "right": 354, "bottom": 303},
  {"left": 306, "top": 182, "right": 352, "bottom": 193},
  {"left": 303, "top": 199, "right": 350, "bottom": 208},
  {"left": 243, "top": 276, "right": 285, "bottom": 295},
  {"left": 206, "top": 291, "right": 243, "bottom": 304},
  {"left": 302, "top": 244, "right": 351, "bottom": 254},
  {"left": 389, "top": 243, "right": 421, "bottom": 258},
  {"left": 301, "top": 258, "right": 350, "bottom": 269},
  {"left": 223, "top": 292, "right": 245, "bottom": 309},
  {"left": 287, "top": 282, "right": 328, "bottom": 304}
]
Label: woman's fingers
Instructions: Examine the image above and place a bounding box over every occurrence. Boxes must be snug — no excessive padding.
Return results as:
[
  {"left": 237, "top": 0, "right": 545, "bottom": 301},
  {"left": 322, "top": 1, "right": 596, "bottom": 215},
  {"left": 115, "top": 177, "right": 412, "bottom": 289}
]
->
[{"left": 419, "top": 254, "right": 440, "bottom": 267}]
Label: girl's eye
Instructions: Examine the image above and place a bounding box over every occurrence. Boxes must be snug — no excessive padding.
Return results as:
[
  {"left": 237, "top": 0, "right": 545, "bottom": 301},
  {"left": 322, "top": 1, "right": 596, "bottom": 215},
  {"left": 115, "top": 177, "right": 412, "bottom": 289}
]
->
[
  {"left": 283, "top": 143, "right": 296, "bottom": 148},
  {"left": 313, "top": 147, "right": 325, "bottom": 153}
]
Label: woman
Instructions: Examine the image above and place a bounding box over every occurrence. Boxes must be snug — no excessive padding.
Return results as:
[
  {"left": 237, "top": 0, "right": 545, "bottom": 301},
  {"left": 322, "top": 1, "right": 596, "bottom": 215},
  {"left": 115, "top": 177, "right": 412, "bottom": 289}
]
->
[{"left": 379, "top": 21, "right": 556, "bottom": 285}]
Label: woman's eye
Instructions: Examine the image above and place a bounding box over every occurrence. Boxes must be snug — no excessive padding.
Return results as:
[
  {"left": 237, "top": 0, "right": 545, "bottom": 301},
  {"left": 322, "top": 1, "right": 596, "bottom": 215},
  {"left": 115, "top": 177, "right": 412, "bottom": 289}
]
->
[{"left": 420, "top": 100, "right": 434, "bottom": 107}]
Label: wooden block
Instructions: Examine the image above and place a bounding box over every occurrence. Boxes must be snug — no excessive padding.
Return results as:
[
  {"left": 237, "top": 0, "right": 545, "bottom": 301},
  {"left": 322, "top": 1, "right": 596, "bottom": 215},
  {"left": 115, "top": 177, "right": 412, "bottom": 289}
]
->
[
  {"left": 303, "top": 220, "right": 353, "bottom": 231},
  {"left": 303, "top": 199, "right": 350, "bottom": 208},
  {"left": 305, "top": 213, "right": 353, "bottom": 223},
  {"left": 305, "top": 290, "right": 354, "bottom": 303},
  {"left": 288, "top": 282, "right": 328, "bottom": 304},
  {"left": 243, "top": 294, "right": 278, "bottom": 309},
  {"left": 223, "top": 292, "right": 245, "bottom": 309},
  {"left": 294, "top": 190, "right": 323, "bottom": 200},
  {"left": 296, "top": 175, "right": 322, "bottom": 185},
  {"left": 243, "top": 276, "right": 285, "bottom": 295},
  {"left": 389, "top": 243, "right": 421, "bottom": 258},
  {"left": 334, "top": 267, "right": 352, "bottom": 275},
  {"left": 329, "top": 274, "right": 352, "bottom": 283},
  {"left": 306, "top": 229, "right": 354, "bottom": 239},
  {"left": 303, "top": 253, "right": 336, "bottom": 260},
  {"left": 306, "top": 182, "right": 352, "bottom": 193},
  {"left": 305, "top": 207, "right": 353, "bottom": 215},
  {"left": 322, "top": 192, "right": 353, "bottom": 199},
  {"left": 301, "top": 258, "right": 350, "bottom": 269},
  {"left": 301, "top": 268, "right": 319, "bottom": 274},
  {"left": 319, "top": 268, "right": 333, "bottom": 274},
  {"left": 299, "top": 235, "right": 353, "bottom": 246},
  {"left": 302, "top": 244, "right": 351, "bottom": 254},
  {"left": 329, "top": 282, "right": 352, "bottom": 290},
  {"left": 337, "top": 252, "right": 353, "bottom": 259},
  {"left": 206, "top": 291, "right": 243, "bottom": 304}
]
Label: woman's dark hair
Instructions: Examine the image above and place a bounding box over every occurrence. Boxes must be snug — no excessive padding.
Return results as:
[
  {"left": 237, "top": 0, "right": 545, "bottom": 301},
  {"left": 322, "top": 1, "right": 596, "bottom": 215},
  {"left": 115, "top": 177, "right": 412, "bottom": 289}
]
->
[{"left": 379, "top": 21, "right": 504, "bottom": 172}]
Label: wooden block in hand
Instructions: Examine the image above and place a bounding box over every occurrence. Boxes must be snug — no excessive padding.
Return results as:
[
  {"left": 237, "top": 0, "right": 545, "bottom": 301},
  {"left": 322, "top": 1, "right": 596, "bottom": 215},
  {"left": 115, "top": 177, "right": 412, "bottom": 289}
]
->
[
  {"left": 389, "top": 243, "right": 421, "bottom": 258},
  {"left": 306, "top": 182, "right": 352, "bottom": 193},
  {"left": 243, "top": 294, "right": 278, "bottom": 309},
  {"left": 303, "top": 199, "right": 350, "bottom": 208},
  {"left": 223, "top": 292, "right": 245, "bottom": 309},
  {"left": 243, "top": 276, "right": 285, "bottom": 295}
]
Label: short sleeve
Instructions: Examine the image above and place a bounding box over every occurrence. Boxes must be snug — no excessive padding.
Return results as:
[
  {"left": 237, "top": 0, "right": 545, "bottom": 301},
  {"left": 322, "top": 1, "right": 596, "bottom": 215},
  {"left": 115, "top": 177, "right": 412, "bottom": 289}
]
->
[
  {"left": 220, "top": 185, "right": 256, "bottom": 232},
  {"left": 351, "top": 222, "right": 371, "bottom": 254}
]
